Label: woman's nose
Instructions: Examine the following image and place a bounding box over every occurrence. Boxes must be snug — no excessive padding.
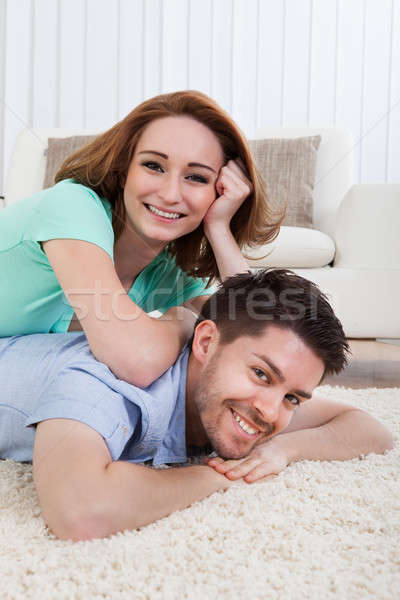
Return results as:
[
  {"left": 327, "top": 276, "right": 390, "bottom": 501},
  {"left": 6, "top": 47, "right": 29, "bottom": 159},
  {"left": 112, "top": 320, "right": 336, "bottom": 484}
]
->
[{"left": 157, "top": 174, "right": 182, "bottom": 204}]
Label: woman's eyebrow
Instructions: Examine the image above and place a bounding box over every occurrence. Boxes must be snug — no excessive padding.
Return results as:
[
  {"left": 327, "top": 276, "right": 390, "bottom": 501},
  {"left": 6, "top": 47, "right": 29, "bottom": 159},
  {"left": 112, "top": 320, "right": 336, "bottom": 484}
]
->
[{"left": 138, "top": 150, "right": 217, "bottom": 174}]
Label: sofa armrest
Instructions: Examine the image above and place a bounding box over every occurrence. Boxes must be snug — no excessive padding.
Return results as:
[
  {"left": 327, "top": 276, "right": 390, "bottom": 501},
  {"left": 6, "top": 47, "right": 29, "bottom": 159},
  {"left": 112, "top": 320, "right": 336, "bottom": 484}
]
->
[{"left": 333, "top": 184, "right": 400, "bottom": 268}]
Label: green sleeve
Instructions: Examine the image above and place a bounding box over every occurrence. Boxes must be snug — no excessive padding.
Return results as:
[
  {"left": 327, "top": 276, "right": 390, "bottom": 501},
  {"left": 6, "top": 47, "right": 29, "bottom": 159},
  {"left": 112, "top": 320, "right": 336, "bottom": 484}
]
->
[
  {"left": 27, "top": 179, "right": 114, "bottom": 261},
  {"left": 130, "top": 250, "right": 219, "bottom": 314}
]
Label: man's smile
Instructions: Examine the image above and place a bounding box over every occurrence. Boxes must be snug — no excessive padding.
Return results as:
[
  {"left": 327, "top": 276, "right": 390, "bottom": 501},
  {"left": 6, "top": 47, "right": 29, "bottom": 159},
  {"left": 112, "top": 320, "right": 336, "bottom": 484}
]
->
[{"left": 230, "top": 408, "right": 263, "bottom": 439}]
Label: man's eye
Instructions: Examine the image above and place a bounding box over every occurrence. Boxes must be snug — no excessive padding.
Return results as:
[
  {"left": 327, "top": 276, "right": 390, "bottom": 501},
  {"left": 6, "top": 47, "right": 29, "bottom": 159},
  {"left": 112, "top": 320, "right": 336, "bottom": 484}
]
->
[
  {"left": 142, "top": 161, "right": 163, "bottom": 172},
  {"left": 253, "top": 368, "right": 269, "bottom": 383},
  {"left": 285, "top": 394, "right": 300, "bottom": 407}
]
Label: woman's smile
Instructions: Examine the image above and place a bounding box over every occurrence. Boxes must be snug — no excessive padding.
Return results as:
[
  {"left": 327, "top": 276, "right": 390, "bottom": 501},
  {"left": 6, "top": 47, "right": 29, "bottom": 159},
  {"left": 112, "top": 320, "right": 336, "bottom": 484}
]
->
[{"left": 144, "top": 202, "right": 186, "bottom": 222}]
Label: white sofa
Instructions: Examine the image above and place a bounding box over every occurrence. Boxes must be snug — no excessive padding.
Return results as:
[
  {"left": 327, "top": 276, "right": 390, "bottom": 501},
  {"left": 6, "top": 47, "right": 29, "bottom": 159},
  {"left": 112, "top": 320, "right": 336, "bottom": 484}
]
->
[{"left": 4, "top": 127, "right": 400, "bottom": 339}]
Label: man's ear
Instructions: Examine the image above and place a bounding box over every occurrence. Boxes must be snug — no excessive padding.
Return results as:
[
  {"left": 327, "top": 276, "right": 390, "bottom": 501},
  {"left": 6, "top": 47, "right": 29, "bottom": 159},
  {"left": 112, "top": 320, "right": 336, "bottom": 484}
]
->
[{"left": 191, "top": 320, "right": 219, "bottom": 365}]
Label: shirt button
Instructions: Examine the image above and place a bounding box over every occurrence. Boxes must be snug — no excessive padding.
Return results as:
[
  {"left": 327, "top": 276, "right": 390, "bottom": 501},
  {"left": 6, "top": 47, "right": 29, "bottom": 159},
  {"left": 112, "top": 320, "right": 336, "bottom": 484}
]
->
[{"left": 122, "top": 425, "right": 128, "bottom": 436}]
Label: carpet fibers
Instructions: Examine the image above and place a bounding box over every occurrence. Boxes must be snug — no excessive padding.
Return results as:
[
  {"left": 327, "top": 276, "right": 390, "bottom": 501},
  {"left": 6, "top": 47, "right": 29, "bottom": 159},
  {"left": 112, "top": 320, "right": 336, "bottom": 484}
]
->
[{"left": 1, "top": 386, "right": 399, "bottom": 600}]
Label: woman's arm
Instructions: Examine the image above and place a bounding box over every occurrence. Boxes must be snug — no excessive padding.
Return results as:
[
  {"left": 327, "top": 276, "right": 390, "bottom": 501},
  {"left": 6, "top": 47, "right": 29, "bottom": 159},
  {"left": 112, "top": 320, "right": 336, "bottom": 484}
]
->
[
  {"left": 42, "top": 238, "right": 195, "bottom": 387},
  {"left": 203, "top": 223, "right": 249, "bottom": 281},
  {"left": 203, "top": 159, "right": 253, "bottom": 281}
]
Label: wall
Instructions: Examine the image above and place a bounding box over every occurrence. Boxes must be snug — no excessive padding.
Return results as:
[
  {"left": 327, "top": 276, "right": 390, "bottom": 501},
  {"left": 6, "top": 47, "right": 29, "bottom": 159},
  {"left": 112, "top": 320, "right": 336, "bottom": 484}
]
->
[{"left": 0, "top": 0, "right": 399, "bottom": 193}]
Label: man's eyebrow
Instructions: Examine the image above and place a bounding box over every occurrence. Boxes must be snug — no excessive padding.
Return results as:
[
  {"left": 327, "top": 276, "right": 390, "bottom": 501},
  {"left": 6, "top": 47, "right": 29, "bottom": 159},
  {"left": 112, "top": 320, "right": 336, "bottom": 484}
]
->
[
  {"left": 252, "top": 352, "right": 312, "bottom": 399},
  {"left": 137, "top": 150, "right": 217, "bottom": 174}
]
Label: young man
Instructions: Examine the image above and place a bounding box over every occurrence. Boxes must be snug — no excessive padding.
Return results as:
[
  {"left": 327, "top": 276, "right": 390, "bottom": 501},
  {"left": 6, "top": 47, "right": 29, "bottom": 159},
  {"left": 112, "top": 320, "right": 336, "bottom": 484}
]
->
[{"left": 0, "top": 269, "right": 393, "bottom": 542}]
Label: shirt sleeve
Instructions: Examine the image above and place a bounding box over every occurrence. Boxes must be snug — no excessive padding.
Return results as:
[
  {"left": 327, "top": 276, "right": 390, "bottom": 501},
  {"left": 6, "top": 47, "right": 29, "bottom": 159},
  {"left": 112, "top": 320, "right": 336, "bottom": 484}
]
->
[
  {"left": 26, "top": 179, "right": 115, "bottom": 261},
  {"left": 24, "top": 365, "right": 141, "bottom": 461},
  {"left": 136, "top": 250, "right": 219, "bottom": 314}
]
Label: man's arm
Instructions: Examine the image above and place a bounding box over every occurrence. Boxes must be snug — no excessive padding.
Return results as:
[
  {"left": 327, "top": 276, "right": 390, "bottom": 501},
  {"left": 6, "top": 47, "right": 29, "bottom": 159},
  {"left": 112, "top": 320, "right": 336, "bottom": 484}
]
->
[
  {"left": 206, "top": 395, "right": 394, "bottom": 482},
  {"left": 33, "top": 419, "right": 238, "bottom": 542},
  {"left": 273, "top": 401, "right": 395, "bottom": 464}
]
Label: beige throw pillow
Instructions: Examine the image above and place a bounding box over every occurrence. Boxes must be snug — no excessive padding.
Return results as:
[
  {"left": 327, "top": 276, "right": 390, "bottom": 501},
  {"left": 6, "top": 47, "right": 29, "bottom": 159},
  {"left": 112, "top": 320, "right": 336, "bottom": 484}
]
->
[
  {"left": 248, "top": 136, "right": 321, "bottom": 228},
  {"left": 43, "top": 135, "right": 97, "bottom": 189},
  {"left": 44, "top": 134, "right": 321, "bottom": 229}
]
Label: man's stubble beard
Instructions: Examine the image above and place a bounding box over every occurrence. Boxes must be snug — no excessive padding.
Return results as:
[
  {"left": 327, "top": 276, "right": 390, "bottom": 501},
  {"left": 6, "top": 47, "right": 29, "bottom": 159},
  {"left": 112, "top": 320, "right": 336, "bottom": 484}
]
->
[{"left": 193, "top": 358, "right": 252, "bottom": 460}]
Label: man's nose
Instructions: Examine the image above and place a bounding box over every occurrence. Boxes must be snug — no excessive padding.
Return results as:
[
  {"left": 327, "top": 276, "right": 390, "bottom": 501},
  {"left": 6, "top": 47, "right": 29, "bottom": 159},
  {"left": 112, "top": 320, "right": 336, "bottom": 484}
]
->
[
  {"left": 158, "top": 174, "right": 182, "bottom": 204},
  {"left": 252, "top": 393, "right": 281, "bottom": 424}
]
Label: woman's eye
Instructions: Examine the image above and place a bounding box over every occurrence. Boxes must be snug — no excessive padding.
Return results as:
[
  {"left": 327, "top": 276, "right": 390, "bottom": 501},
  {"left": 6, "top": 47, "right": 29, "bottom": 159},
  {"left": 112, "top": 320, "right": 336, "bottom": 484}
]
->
[
  {"left": 143, "top": 161, "right": 163, "bottom": 172},
  {"left": 286, "top": 394, "right": 300, "bottom": 407},
  {"left": 186, "top": 174, "right": 209, "bottom": 184},
  {"left": 254, "top": 368, "right": 269, "bottom": 383}
]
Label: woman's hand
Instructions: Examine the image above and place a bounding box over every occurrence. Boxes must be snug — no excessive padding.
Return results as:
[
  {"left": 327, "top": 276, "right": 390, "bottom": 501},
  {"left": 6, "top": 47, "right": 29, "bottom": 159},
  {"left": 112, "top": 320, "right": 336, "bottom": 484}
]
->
[
  {"left": 203, "top": 158, "right": 253, "bottom": 235},
  {"left": 204, "top": 438, "right": 289, "bottom": 483}
]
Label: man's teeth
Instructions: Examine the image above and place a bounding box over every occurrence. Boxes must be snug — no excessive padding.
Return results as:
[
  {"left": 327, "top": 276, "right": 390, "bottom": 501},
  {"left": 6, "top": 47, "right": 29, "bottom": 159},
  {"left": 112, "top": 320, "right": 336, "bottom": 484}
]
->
[
  {"left": 233, "top": 411, "right": 258, "bottom": 435},
  {"left": 147, "top": 204, "right": 182, "bottom": 219}
]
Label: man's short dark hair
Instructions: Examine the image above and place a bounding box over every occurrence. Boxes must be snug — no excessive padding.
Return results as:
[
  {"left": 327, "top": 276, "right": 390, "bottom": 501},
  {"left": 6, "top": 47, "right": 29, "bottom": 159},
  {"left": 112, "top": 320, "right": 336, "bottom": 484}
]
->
[{"left": 189, "top": 268, "right": 350, "bottom": 377}]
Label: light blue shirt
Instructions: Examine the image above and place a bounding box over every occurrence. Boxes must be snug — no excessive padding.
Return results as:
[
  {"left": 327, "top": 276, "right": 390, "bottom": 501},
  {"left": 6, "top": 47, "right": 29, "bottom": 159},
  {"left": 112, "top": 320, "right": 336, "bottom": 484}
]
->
[{"left": 0, "top": 333, "right": 189, "bottom": 465}]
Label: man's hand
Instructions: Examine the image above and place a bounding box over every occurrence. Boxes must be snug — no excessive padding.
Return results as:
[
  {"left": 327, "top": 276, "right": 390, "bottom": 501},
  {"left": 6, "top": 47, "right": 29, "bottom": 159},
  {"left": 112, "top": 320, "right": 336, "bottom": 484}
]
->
[{"left": 204, "top": 439, "right": 288, "bottom": 483}]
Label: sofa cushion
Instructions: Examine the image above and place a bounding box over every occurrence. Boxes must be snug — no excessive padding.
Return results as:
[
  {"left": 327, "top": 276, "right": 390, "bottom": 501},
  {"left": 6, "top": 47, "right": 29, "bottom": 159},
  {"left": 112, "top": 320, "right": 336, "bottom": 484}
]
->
[
  {"left": 43, "top": 135, "right": 97, "bottom": 189},
  {"left": 44, "top": 134, "right": 321, "bottom": 230},
  {"left": 248, "top": 136, "right": 321, "bottom": 228},
  {"left": 244, "top": 226, "right": 335, "bottom": 268}
]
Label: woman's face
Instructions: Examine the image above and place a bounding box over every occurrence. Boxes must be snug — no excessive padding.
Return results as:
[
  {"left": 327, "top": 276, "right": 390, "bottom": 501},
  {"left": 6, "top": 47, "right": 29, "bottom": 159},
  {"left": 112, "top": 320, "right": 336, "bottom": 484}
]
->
[{"left": 122, "top": 115, "right": 225, "bottom": 249}]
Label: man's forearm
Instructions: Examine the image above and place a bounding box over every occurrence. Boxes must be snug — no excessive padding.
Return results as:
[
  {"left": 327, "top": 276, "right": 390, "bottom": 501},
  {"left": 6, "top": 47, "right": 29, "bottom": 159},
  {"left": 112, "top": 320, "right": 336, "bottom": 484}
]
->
[
  {"left": 77, "top": 462, "right": 234, "bottom": 541},
  {"left": 273, "top": 409, "right": 394, "bottom": 464}
]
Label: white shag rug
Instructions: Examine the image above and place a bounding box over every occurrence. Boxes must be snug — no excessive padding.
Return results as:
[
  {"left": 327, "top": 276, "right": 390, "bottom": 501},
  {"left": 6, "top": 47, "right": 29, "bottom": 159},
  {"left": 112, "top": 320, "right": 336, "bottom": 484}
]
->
[{"left": 1, "top": 386, "right": 399, "bottom": 600}]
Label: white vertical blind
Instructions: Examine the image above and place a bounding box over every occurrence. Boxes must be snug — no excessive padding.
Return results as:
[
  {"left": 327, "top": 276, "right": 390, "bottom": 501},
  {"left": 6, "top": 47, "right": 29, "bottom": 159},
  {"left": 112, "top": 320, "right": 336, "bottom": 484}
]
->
[
  {"left": 387, "top": 0, "right": 400, "bottom": 182},
  {"left": 143, "top": 0, "right": 162, "bottom": 100},
  {"left": 1, "top": 0, "right": 399, "bottom": 193},
  {"left": 32, "top": 0, "right": 59, "bottom": 128},
  {"left": 161, "top": 0, "right": 189, "bottom": 92},
  {"left": 119, "top": 0, "right": 145, "bottom": 120},
  {"left": 3, "top": 0, "right": 34, "bottom": 191},
  {"left": 309, "top": 0, "right": 337, "bottom": 126},
  {"left": 231, "top": 0, "right": 259, "bottom": 135},
  {"left": 188, "top": 0, "right": 213, "bottom": 95},
  {"left": 335, "top": 0, "right": 365, "bottom": 182},
  {"left": 0, "top": 0, "right": 6, "bottom": 191},
  {"left": 211, "top": 0, "right": 233, "bottom": 114},
  {"left": 59, "top": 0, "right": 86, "bottom": 128},
  {"left": 282, "top": 0, "right": 312, "bottom": 126},
  {"left": 361, "top": 0, "right": 393, "bottom": 183},
  {"left": 85, "top": 0, "right": 119, "bottom": 129},
  {"left": 257, "top": 0, "right": 285, "bottom": 128}
]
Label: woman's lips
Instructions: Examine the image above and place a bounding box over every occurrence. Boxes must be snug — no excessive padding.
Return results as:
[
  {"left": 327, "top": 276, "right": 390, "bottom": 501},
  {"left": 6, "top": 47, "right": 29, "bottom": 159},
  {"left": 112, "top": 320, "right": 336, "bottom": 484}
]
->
[{"left": 144, "top": 203, "right": 185, "bottom": 222}]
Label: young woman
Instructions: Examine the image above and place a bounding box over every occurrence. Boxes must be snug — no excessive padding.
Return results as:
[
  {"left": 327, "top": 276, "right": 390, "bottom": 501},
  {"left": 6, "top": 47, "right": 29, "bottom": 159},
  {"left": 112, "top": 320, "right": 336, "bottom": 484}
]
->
[{"left": 0, "top": 90, "right": 282, "bottom": 386}]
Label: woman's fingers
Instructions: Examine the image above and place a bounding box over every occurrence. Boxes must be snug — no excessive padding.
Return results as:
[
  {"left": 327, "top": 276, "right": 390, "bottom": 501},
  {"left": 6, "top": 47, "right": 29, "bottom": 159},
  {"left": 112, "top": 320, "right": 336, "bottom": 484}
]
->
[
  {"left": 227, "top": 159, "right": 253, "bottom": 192},
  {"left": 219, "top": 167, "right": 252, "bottom": 201}
]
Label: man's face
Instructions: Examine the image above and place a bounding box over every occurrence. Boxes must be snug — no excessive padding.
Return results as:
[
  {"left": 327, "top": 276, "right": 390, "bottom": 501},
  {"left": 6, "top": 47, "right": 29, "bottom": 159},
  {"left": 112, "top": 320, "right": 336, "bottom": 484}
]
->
[{"left": 192, "top": 325, "right": 325, "bottom": 460}]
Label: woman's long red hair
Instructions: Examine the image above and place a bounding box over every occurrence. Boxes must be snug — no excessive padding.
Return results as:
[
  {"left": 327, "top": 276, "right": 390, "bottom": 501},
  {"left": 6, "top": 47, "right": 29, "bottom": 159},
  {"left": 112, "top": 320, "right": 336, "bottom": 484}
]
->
[{"left": 55, "top": 90, "right": 283, "bottom": 280}]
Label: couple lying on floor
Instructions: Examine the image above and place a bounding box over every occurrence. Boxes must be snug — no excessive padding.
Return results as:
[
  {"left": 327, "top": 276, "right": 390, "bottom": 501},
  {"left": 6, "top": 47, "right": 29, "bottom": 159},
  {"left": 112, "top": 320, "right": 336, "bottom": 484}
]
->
[{"left": 0, "top": 269, "right": 394, "bottom": 542}]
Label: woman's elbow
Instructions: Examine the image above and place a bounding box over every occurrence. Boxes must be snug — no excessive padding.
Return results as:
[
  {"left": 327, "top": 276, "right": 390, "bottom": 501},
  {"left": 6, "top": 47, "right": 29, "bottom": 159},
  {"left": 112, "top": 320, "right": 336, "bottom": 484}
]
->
[
  {"left": 89, "top": 344, "right": 155, "bottom": 388},
  {"left": 110, "top": 358, "right": 160, "bottom": 388}
]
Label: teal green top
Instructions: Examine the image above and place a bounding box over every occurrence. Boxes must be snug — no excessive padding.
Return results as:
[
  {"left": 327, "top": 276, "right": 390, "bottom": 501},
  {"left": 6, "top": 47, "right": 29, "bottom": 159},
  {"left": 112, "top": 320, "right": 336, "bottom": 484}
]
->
[{"left": 0, "top": 179, "right": 214, "bottom": 336}]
